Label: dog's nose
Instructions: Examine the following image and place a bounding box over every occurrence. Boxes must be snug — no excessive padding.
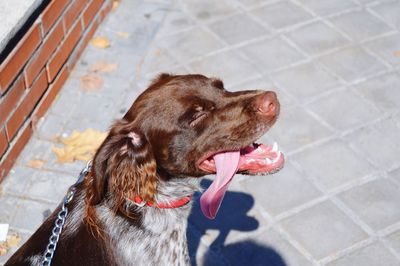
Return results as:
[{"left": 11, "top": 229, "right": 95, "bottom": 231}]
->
[{"left": 255, "top": 91, "right": 278, "bottom": 116}]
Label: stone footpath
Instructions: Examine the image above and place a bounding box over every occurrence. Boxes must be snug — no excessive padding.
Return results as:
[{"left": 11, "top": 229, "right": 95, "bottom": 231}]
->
[{"left": 1, "top": 0, "right": 400, "bottom": 265}]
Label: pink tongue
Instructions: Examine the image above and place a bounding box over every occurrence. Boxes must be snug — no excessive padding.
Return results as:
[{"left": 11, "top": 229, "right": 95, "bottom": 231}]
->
[{"left": 200, "top": 151, "right": 240, "bottom": 219}]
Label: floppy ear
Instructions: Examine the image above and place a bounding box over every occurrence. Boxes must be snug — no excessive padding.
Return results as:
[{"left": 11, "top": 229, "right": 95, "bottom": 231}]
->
[{"left": 85, "top": 120, "right": 158, "bottom": 212}]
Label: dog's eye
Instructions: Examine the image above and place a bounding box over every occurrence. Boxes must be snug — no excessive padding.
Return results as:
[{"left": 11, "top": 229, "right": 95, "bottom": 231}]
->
[{"left": 190, "top": 111, "right": 207, "bottom": 127}]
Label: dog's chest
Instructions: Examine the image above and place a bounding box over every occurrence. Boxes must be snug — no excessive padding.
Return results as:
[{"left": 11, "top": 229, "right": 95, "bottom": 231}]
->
[{"left": 103, "top": 207, "right": 191, "bottom": 266}]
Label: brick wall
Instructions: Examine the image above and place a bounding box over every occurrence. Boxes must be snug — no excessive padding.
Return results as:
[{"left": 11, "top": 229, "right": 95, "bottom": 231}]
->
[{"left": 0, "top": 0, "right": 113, "bottom": 181}]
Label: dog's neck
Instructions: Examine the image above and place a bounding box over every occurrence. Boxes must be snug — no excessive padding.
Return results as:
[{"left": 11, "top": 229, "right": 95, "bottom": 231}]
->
[{"left": 95, "top": 177, "right": 200, "bottom": 265}]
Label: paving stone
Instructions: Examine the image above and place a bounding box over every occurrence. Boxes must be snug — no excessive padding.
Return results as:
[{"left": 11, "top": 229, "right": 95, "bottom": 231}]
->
[
  {"left": 160, "top": 27, "right": 225, "bottom": 62},
  {"left": 355, "top": 72, "right": 400, "bottom": 113},
  {"left": 371, "top": 0, "right": 400, "bottom": 29},
  {"left": 365, "top": 33, "right": 400, "bottom": 66},
  {"left": 15, "top": 139, "right": 52, "bottom": 167},
  {"left": 346, "top": 121, "right": 400, "bottom": 169},
  {"left": 222, "top": 228, "right": 312, "bottom": 266},
  {"left": 308, "top": 89, "right": 381, "bottom": 130},
  {"left": 10, "top": 198, "right": 56, "bottom": 232},
  {"left": 271, "top": 62, "right": 340, "bottom": 102},
  {"left": 297, "top": 0, "right": 358, "bottom": 16},
  {"left": 156, "top": 8, "right": 195, "bottom": 36},
  {"left": 48, "top": 83, "right": 81, "bottom": 119},
  {"left": 251, "top": 1, "right": 313, "bottom": 30},
  {"left": 339, "top": 178, "right": 400, "bottom": 231},
  {"left": 0, "top": 166, "right": 37, "bottom": 195},
  {"left": 230, "top": 76, "right": 274, "bottom": 92},
  {"left": 69, "top": 94, "right": 119, "bottom": 124},
  {"left": 181, "top": 0, "right": 238, "bottom": 22},
  {"left": 388, "top": 167, "right": 400, "bottom": 184},
  {"left": 36, "top": 113, "right": 66, "bottom": 141},
  {"left": 280, "top": 200, "right": 368, "bottom": 260},
  {"left": 319, "top": 46, "right": 387, "bottom": 82},
  {"left": 240, "top": 163, "right": 322, "bottom": 216},
  {"left": 326, "top": 241, "right": 399, "bottom": 266},
  {"left": 140, "top": 46, "right": 179, "bottom": 74},
  {"left": 236, "top": 0, "right": 271, "bottom": 8},
  {"left": 265, "top": 106, "right": 332, "bottom": 152},
  {"left": 385, "top": 230, "right": 400, "bottom": 254},
  {"left": 329, "top": 9, "right": 393, "bottom": 42},
  {"left": 0, "top": 195, "right": 18, "bottom": 223},
  {"left": 292, "top": 139, "right": 374, "bottom": 191},
  {"left": 25, "top": 170, "right": 76, "bottom": 203},
  {"left": 286, "top": 21, "right": 349, "bottom": 55},
  {"left": 209, "top": 13, "right": 270, "bottom": 45},
  {"left": 370, "top": 104, "right": 400, "bottom": 146},
  {"left": 189, "top": 49, "right": 261, "bottom": 87},
  {"left": 240, "top": 37, "right": 305, "bottom": 73}
]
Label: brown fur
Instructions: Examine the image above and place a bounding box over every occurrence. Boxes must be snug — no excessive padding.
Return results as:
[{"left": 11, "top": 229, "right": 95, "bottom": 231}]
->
[{"left": 5, "top": 74, "right": 280, "bottom": 266}]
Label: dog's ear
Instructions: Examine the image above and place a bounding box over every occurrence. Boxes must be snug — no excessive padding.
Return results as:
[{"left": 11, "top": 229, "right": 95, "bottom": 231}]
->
[{"left": 86, "top": 121, "right": 158, "bottom": 209}]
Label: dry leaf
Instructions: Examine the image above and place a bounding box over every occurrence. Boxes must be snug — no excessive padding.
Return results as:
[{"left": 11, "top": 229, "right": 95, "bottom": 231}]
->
[
  {"left": 117, "top": 31, "right": 130, "bottom": 38},
  {"left": 112, "top": 0, "right": 120, "bottom": 11},
  {"left": 0, "top": 243, "right": 7, "bottom": 256},
  {"left": 91, "top": 36, "right": 111, "bottom": 48},
  {"left": 80, "top": 74, "right": 103, "bottom": 91},
  {"left": 394, "top": 51, "right": 400, "bottom": 57},
  {"left": 89, "top": 62, "right": 118, "bottom": 73},
  {"left": 27, "top": 159, "right": 45, "bottom": 169},
  {"left": 52, "top": 129, "right": 107, "bottom": 164},
  {"left": 154, "top": 48, "right": 161, "bottom": 56},
  {"left": 6, "top": 234, "right": 21, "bottom": 248}
]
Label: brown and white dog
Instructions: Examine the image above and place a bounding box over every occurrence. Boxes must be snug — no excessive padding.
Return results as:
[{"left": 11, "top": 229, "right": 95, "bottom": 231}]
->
[{"left": 6, "top": 74, "right": 284, "bottom": 266}]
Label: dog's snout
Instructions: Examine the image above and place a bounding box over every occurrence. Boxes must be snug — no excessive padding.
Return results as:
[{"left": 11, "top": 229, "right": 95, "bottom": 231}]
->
[{"left": 255, "top": 91, "right": 278, "bottom": 116}]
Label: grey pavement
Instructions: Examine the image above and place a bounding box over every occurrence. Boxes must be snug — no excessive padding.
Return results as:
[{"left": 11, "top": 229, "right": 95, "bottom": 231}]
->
[{"left": 1, "top": 0, "right": 400, "bottom": 265}]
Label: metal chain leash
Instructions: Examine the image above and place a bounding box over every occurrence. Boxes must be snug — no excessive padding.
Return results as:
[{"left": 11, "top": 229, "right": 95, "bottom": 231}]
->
[{"left": 41, "top": 161, "right": 92, "bottom": 266}]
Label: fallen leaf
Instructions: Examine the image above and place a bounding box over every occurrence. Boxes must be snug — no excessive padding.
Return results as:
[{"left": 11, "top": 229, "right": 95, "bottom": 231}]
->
[
  {"left": 0, "top": 243, "right": 7, "bottom": 256},
  {"left": 89, "top": 62, "right": 118, "bottom": 73},
  {"left": 112, "top": 0, "right": 120, "bottom": 11},
  {"left": 52, "top": 129, "right": 107, "bottom": 164},
  {"left": 394, "top": 51, "right": 400, "bottom": 57},
  {"left": 80, "top": 74, "right": 103, "bottom": 91},
  {"left": 117, "top": 31, "right": 130, "bottom": 38},
  {"left": 154, "top": 48, "right": 161, "bottom": 56},
  {"left": 27, "top": 159, "right": 45, "bottom": 169},
  {"left": 6, "top": 234, "right": 21, "bottom": 247},
  {"left": 91, "top": 36, "right": 111, "bottom": 48}
]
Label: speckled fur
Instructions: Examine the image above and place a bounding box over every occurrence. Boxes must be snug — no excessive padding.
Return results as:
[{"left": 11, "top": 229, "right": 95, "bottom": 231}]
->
[{"left": 98, "top": 178, "right": 199, "bottom": 266}]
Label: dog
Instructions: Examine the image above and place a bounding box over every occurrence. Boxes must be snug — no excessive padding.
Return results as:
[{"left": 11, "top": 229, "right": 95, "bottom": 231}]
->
[{"left": 5, "top": 74, "right": 284, "bottom": 266}]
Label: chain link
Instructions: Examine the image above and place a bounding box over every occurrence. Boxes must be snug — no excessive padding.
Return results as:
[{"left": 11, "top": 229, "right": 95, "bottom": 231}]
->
[{"left": 41, "top": 161, "right": 91, "bottom": 266}]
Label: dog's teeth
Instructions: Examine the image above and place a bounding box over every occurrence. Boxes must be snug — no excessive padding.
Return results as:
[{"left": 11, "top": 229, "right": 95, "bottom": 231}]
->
[
  {"left": 272, "top": 151, "right": 281, "bottom": 163},
  {"left": 272, "top": 142, "right": 278, "bottom": 152}
]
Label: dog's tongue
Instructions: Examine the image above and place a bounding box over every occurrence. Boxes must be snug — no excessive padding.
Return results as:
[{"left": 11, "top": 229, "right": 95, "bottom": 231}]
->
[{"left": 200, "top": 151, "right": 240, "bottom": 219}]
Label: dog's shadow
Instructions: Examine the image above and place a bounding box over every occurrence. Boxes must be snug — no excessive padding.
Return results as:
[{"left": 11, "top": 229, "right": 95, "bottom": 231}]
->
[{"left": 187, "top": 179, "right": 287, "bottom": 266}]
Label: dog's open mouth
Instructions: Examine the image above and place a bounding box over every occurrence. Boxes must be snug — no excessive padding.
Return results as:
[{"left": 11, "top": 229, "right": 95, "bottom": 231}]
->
[{"left": 198, "top": 142, "right": 285, "bottom": 219}]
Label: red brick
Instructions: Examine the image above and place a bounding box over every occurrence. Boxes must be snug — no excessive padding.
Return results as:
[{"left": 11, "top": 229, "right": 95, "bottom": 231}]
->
[
  {"left": 0, "top": 75, "right": 26, "bottom": 126},
  {"left": 0, "top": 127, "right": 8, "bottom": 158},
  {"left": 0, "top": 24, "right": 41, "bottom": 92},
  {"left": 33, "top": 66, "right": 69, "bottom": 122},
  {"left": 24, "top": 21, "right": 64, "bottom": 87},
  {"left": 83, "top": 0, "right": 104, "bottom": 28},
  {"left": 6, "top": 70, "right": 47, "bottom": 140},
  {"left": 64, "top": 0, "right": 88, "bottom": 30},
  {"left": 47, "top": 21, "right": 82, "bottom": 81},
  {"left": 41, "top": 0, "right": 69, "bottom": 34},
  {"left": 0, "top": 122, "right": 33, "bottom": 181}
]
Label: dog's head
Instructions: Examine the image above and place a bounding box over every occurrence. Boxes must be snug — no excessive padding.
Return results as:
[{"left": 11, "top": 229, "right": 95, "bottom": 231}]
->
[{"left": 86, "top": 74, "right": 284, "bottom": 219}]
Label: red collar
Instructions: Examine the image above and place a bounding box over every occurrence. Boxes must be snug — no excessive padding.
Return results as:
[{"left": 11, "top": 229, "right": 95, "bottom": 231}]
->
[{"left": 130, "top": 195, "right": 192, "bottom": 209}]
